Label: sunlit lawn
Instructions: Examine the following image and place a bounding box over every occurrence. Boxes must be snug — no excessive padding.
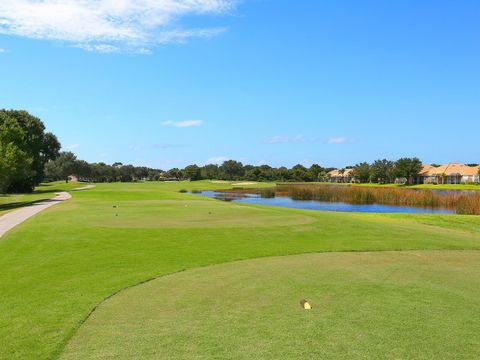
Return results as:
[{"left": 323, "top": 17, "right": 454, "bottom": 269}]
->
[{"left": 0, "top": 180, "right": 479, "bottom": 359}]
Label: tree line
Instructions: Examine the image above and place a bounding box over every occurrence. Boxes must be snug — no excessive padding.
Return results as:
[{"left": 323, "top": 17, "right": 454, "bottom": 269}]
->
[
  {"left": 44, "top": 153, "right": 164, "bottom": 183},
  {"left": 350, "top": 158, "right": 423, "bottom": 184},
  {"left": 3, "top": 109, "right": 464, "bottom": 193},
  {"left": 170, "top": 158, "right": 425, "bottom": 184},
  {"left": 44, "top": 156, "right": 426, "bottom": 185}
]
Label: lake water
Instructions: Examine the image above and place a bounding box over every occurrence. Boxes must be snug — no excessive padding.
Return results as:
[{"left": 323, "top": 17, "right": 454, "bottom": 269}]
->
[{"left": 193, "top": 191, "right": 455, "bottom": 214}]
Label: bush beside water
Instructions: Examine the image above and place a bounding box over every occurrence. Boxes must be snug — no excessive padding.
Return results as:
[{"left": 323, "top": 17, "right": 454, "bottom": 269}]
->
[{"left": 259, "top": 188, "right": 276, "bottom": 198}]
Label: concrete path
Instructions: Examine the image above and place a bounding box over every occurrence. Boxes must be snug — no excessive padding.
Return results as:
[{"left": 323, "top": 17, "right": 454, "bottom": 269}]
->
[
  {"left": 72, "top": 185, "right": 96, "bottom": 191},
  {"left": 0, "top": 192, "right": 72, "bottom": 238}
]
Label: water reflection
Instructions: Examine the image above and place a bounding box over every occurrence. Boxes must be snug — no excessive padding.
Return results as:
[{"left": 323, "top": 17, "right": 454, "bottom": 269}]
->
[{"left": 192, "top": 191, "right": 455, "bottom": 214}]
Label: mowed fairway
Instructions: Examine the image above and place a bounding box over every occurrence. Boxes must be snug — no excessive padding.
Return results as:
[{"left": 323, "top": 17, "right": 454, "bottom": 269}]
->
[
  {"left": 1, "top": 181, "right": 480, "bottom": 359},
  {"left": 61, "top": 251, "right": 480, "bottom": 360}
]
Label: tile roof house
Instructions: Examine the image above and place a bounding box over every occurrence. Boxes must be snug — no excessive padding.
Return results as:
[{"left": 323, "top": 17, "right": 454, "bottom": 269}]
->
[
  {"left": 327, "top": 168, "right": 354, "bottom": 183},
  {"left": 418, "top": 163, "right": 480, "bottom": 184}
]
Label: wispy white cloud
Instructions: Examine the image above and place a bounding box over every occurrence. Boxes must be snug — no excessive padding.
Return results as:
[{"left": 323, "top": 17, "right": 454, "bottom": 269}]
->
[
  {"left": 327, "top": 137, "right": 348, "bottom": 144},
  {"left": 162, "top": 120, "right": 203, "bottom": 128},
  {"left": 264, "top": 135, "right": 303, "bottom": 145},
  {"left": 0, "top": 48, "right": 5, "bottom": 53},
  {"left": 206, "top": 156, "right": 228, "bottom": 165},
  {"left": 0, "top": 0, "right": 235, "bottom": 53},
  {"left": 77, "top": 44, "right": 120, "bottom": 54}
]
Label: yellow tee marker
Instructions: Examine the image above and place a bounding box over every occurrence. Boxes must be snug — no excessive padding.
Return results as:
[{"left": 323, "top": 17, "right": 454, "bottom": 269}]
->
[{"left": 299, "top": 299, "right": 312, "bottom": 310}]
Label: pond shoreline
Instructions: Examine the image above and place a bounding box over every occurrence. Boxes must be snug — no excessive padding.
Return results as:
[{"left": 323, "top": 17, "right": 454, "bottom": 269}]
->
[{"left": 192, "top": 190, "right": 456, "bottom": 215}]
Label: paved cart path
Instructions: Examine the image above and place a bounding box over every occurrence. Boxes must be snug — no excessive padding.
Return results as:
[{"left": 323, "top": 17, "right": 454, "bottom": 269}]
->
[{"left": 0, "top": 192, "right": 71, "bottom": 238}]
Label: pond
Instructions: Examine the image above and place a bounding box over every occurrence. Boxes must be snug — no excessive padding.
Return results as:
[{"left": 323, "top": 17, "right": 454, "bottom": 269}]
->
[{"left": 192, "top": 191, "right": 455, "bottom": 214}]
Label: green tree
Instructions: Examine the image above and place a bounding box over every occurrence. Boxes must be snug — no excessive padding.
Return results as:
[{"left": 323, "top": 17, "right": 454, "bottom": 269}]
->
[
  {"left": 308, "top": 164, "right": 324, "bottom": 181},
  {"left": 394, "top": 157, "right": 423, "bottom": 184},
  {"left": 201, "top": 164, "right": 220, "bottom": 180},
  {"left": 220, "top": 160, "right": 244, "bottom": 180},
  {"left": 184, "top": 165, "right": 202, "bottom": 181},
  {"left": 245, "top": 167, "right": 261, "bottom": 181},
  {"left": 352, "top": 162, "right": 371, "bottom": 183},
  {"left": 289, "top": 164, "right": 312, "bottom": 181},
  {"left": 370, "top": 159, "right": 395, "bottom": 183},
  {"left": 0, "top": 110, "right": 60, "bottom": 192},
  {"left": 0, "top": 115, "right": 33, "bottom": 193},
  {"left": 166, "top": 168, "right": 182, "bottom": 181},
  {"left": 44, "top": 152, "right": 79, "bottom": 182}
]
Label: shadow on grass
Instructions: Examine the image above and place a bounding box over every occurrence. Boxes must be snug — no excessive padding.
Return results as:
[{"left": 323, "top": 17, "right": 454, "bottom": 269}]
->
[
  {"left": 0, "top": 199, "right": 51, "bottom": 212},
  {"left": 32, "top": 189, "right": 67, "bottom": 195}
]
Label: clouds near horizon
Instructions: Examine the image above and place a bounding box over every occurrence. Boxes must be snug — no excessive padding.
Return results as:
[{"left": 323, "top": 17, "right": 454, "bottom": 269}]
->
[{"left": 0, "top": 0, "right": 236, "bottom": 53}]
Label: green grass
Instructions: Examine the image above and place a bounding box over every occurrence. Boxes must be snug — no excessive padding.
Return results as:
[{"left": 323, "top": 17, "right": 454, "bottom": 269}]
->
[
  {"left": 0, "top": 180, "right": 480, "bottom": 359},
  {"left": 0, "top": 181, "right": 85, "bottom": 216},
  {"left": 61, "top": 251, "right": 480, "bottom": 360}
]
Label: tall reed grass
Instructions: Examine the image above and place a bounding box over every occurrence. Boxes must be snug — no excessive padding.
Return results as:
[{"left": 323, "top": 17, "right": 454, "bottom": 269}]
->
[{"left": 274, "top": 185, "right": 480, "bottom": 215}]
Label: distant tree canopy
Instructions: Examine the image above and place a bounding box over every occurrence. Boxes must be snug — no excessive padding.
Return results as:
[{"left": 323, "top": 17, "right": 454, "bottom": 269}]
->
[
  {"left": 1, "top": 109, "right": 431, "bottom": 192},
  {"left": 369, "top": 159, "right": 395, "bottom": 184},
  {"left": 352, "top": 162, "right": 371, "bottom": 183},
  {"left": 45, "top": 154, "right": 163, "bottom": 183},
  {"left": 220, "top": 160, "right": 245, "bottom": 180},
  {"left": 42, "top": 157, "right": 428, "bottom": 186},
  {"left": 0, "top": 110, "right": 60, "bottom": 193},
  {"left": 394, "top": 157, "right": 423, "bottom": 184},
  {"left": 183, "top": 165, "right": 202, "bottom": 181}
]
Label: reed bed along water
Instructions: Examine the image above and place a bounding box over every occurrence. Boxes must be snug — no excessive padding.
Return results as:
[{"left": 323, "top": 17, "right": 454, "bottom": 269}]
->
[{"left": 272, "top": 185, "right": 480, "bottom": 215}]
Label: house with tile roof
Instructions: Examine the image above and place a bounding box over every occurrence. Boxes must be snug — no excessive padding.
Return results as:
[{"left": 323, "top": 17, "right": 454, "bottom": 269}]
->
[
  {"left": 327, "top": 168, "right": 354, "bottom": 183},
  {"left": 417, "top": 163, "right": 480, "bottom": 184}
]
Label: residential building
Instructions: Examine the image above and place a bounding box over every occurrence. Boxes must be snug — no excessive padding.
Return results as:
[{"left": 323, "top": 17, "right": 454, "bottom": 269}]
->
[
  {"left": 327, "top": 168, "right": 354, "bottom": 183},
  {"left": 417, "top": 163, "right": 480, "bottom": 184}
]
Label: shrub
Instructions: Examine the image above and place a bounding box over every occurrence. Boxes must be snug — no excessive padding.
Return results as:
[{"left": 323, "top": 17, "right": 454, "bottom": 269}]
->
[{"left": 259, "top": 188, "right": 275, "bottom": 198}]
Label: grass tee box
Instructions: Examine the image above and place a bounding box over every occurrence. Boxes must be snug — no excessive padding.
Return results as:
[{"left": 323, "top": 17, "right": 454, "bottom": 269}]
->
[
  {"left": 61, "top": 251, "right": 480, "bottom": 360},
  {"left": 0, "top": 180, "right": 480, "bottom": 360}
]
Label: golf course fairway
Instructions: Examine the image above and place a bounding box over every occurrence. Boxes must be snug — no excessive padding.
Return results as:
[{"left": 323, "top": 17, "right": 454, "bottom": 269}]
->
[{"left": 1, "top": 181, "right": 480, "bottom": 359}]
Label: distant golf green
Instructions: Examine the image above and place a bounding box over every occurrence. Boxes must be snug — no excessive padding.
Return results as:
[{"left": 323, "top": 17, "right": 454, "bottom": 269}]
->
[{"left": 1, "top": 181, "right": 480, "bottom": 359}]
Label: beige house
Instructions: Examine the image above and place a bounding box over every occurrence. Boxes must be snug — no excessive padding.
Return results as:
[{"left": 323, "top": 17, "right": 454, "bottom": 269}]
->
[
  {"left": 327, "top": 168, "right": 354, "bottom": 183},
  {"left": 418, "top": 163, "right": 480, "bottom": 184}
]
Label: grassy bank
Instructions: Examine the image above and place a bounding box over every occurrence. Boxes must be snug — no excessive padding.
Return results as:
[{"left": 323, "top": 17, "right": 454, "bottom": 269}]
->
[{"left": 0, "top": 181, "right": 479, "bottom": 359}]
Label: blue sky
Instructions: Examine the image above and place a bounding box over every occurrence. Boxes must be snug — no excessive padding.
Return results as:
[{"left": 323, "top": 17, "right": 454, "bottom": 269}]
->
[{"left": 1, "top": 0, "right": 479, "bottom": 170}]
